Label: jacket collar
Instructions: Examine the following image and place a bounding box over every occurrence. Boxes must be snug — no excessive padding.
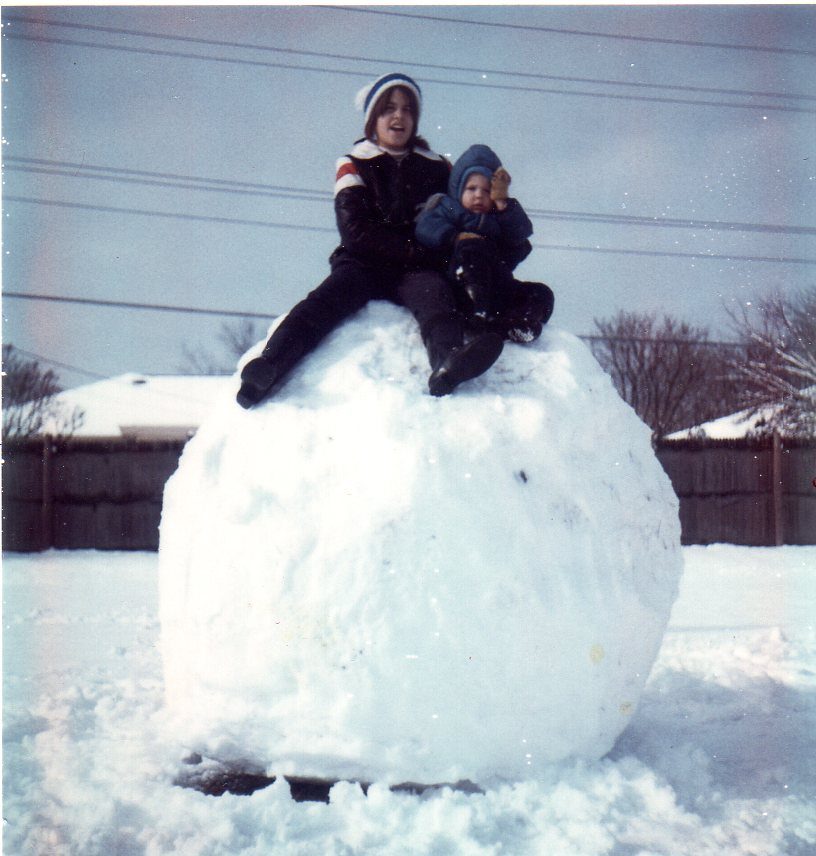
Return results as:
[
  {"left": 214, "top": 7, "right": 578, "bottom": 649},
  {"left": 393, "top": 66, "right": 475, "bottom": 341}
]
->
[{"left": 349, "top": 138, "right": 444, "bottom": 162}]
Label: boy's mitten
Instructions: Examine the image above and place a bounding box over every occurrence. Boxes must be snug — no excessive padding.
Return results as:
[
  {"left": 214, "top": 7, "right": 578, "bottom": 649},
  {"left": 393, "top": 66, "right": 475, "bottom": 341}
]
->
[
  {"left": 456, "top": 231, "right": 483, "bottom": 243},
  {"left": 490, "top": 167, "right": 511, "bottom": 202}
]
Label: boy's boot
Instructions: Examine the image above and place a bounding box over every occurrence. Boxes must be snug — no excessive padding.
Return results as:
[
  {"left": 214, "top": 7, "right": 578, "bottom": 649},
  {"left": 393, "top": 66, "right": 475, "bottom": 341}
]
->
[
  {"left": 505, "top": 318, "right": 543, "bottom": 344},
  {"left": 236, "top": 322, "right": 310, "bottom": 408},
  {"left": 455, "top": 236, "right": 494, "bottom": 321},
  {"left": 424, "top": 312, "right": 503, "bottom": 397},
  {"left": 501, "top": 282, "right": 554, "bottom": 344},
  {"left": 461, "top": 278, "right": 493, "bottom": 321}
]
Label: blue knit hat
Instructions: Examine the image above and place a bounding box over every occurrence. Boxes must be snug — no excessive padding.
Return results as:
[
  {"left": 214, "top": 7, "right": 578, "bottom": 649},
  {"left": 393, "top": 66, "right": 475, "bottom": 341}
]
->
[{"left": 355, "top": 73, "right": 422, "bottom": 126}]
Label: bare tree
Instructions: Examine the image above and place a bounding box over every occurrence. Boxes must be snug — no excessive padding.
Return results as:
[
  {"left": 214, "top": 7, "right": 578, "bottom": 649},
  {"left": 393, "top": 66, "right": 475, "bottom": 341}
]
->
[
  {"left": 727, "top": 287, "right": 816, "bottom": 437},
  {"left": 180, "top": 317, "right": 268, "bottom": 375},
  {"left": 588, "top": 312, "right": 742, "bottom": 440},
  {"left": 2, "top": 345, "right": 84, "bottom": 439}
]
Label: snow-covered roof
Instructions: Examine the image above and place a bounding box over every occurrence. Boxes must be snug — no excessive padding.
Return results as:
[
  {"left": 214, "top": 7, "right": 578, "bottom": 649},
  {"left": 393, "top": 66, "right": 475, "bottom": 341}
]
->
[
  {"left": 667, "top": 385, "right": 815, "bottom": 441},
  {"left": 665, "top": 405, "right": 776, "bottom": 441},
  {"left": 38, "top": 373, "right": 234, "bottom": 439}
]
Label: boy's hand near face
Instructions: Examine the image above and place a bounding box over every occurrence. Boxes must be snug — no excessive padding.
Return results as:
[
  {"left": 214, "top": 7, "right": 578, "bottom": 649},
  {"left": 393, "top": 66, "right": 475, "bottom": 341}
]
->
[{"left": 491, "top": 167, "right": 511, "bottom": 211}]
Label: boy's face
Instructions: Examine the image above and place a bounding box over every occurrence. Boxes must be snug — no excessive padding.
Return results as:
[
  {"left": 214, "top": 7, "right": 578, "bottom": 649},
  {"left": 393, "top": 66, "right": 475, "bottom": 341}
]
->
[{"left": 460, "top": 173, "right": 493, "bottom": 214}]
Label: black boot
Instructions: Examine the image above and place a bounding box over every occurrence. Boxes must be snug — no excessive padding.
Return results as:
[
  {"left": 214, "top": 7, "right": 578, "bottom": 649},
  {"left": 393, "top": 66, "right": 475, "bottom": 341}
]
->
[
  {"left": 462, "top": 279, "right": 494, "bottom": 321},
  {"left": 428, "top": 332, "right": 504, "bottom": 397},
  {"left": 236, "top": 357, "right": 284, "bottom": 408},
  {"left": 499, "top": 282, "right": 554, "bottom": 344},
  {"left": 456, "top": 242, "right": 495, "bottom": 321},
  {"left": 505, "top": 320, "right": 543, "bottom": 344},
  {"left": 236, "top": 322, "right": 310, "bottom": 408}
]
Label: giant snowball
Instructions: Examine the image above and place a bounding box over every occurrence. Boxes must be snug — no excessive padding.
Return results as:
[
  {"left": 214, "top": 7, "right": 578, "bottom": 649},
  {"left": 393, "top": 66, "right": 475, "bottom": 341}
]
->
[{"left": 159, "top": 302, "right": 682, "bottom": 786}]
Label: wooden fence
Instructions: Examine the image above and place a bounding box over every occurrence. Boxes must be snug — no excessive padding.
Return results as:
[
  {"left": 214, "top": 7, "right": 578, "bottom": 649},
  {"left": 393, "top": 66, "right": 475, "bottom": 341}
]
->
[
  {"left": 2, "top": 435, "right": 814, "bottom": 551},
  {"left": 655, "top": 435, "right": 815, "bottom": 546},
  {"left": 2, "top": 437, "right": 186, "bottom": 552}
]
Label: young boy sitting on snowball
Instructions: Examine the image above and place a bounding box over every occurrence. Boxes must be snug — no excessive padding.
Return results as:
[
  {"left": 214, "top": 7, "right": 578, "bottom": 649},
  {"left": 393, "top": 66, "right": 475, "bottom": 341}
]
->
[{"left": 415, "top": 144, "right": 554, "bottom": 343}]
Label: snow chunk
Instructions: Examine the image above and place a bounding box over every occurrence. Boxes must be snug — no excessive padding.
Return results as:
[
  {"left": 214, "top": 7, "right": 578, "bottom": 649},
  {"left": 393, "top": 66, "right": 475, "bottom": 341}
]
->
[{"left": 158, "top": 302, "right": 682, "bottom": 785}]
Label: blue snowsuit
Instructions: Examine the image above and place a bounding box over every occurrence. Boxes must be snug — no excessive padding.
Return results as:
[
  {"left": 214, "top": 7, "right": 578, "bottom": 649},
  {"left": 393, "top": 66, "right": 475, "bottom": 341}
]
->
[
  {"left": 416, "top": 143, "right": 533, "bottom": 264},
  {"left": 415, "top": 144, "right": 554, "bottom": 341}
]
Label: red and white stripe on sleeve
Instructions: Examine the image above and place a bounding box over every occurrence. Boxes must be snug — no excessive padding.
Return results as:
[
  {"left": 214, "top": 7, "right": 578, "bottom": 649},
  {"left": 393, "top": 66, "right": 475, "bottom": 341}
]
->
[{"left": 335, "top": 157, "right": 365, "bottom": 196}]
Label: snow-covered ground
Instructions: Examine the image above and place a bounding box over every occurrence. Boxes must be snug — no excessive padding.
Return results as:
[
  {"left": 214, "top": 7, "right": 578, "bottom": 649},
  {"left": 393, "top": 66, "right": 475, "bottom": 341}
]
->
[{"left": 3, "top": 545, "right": 815, "bottom": 855}]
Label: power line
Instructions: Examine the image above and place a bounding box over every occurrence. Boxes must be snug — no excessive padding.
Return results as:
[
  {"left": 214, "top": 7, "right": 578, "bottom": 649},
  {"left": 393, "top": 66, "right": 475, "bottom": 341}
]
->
[
  {"left": 0, "top": 293, "right": 753, "bottom": 349},
  {"left": 4, "top": 197, "right": 815, "bottom": 265},
  {"left": 528, "top": 208, "right": 816, "bottom": 237},
  {"left": 530, "top": 242, "right": 816, "bottom": 265},
  {"left": 2, "top": 290, "right": 279, "bottom": 320},
  {"left": 4, "top": 164, "right": 330, "bottom": 204},
  {"left": 3, "top": 156, "right": 332, "bottom": 198},
  {"left": 4, "top": 347, "right": 238, "bottom": 403},
  {"left": 3, "top": 195, "right": 338, "bottom": 234},
  {"left": 1, "top": 32, "right": 370, "bottom": 81},
  {"left": 579, "top": 334, "right": 744, "bottom": 349},
  {"left": 6, "top": 157, "right": 815, "bottom": 237},
  {"left": 9, "top": 330, "right": 745, "bottom": 362},
  {"left": 320, "top": 5, "right": 816, "bottom": 58},
  {"left": 5, "top": 13, "right": 814, "bottom": 103},
  {"left": 6, "top": 31, "right": 814, "bottom": 114},
  {"left": 3, "top": 346, "right": 110, "bottom": 381},
  {"left": 5, "top": 323, "right": 744, "bottom": 394}
]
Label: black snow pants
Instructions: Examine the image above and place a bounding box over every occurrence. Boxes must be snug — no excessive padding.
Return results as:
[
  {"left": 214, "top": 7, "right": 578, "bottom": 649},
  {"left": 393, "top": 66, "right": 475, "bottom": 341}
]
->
[
  {"left": 257, "top": 255, "right": 469, "bottom": 382},
  {"left": 452, "top": 238, "right": 554, "bottom": 341}
]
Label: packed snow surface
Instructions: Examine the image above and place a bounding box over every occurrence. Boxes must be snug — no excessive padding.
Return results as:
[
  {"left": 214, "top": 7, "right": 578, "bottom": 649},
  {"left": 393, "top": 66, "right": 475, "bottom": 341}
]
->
[
  {"left": 158, "top": 303, "right": 681, "bottom": 785},
  {"left": 3, "top": 546, "right": 815, "bottom": 854}
]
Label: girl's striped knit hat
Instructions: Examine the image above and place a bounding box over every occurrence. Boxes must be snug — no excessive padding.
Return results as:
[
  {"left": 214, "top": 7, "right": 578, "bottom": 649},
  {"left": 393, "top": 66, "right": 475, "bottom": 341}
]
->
[{"left": 355, "top": 73, "right": 422, "bottom": 125}]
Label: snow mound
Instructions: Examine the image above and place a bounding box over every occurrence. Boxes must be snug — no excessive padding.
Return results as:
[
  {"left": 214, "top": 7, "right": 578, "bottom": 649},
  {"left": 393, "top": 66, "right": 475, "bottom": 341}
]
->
[{"left": 158, "top": 302, "right": 682, "bottom": 786}]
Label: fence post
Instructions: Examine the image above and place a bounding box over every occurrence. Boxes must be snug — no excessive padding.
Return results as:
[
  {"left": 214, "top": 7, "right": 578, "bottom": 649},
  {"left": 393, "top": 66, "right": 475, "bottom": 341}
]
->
[
  {"left": 41, "top": 435, "right": 54, "bottom": 550},
  {"left": 771, "top": 430, "right": 784, "bottom": 546}
]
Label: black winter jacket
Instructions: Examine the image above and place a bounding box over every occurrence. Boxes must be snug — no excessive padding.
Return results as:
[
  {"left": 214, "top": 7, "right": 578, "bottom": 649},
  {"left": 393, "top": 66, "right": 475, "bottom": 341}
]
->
[{"left": 331, "top": 139, "right": 450, "bottom": 271}]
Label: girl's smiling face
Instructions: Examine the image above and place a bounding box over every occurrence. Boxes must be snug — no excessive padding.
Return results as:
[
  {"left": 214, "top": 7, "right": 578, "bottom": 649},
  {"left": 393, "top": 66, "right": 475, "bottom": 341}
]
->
[
  {"left": 460, "top": 173, "right": 493, "bottom": 214},
  {"left": 374, "top": 88, "right": 415, "bottom": 150}
]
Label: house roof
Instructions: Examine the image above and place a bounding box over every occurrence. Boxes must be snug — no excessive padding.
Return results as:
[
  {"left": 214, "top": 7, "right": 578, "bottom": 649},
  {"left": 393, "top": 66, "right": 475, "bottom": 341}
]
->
[
  {"left": 667, "top": 385, "right": 815, "bottom": 441},
  {"left": 40, "top": 373, "right": 234, "bottom": 439},
  {"left": 665, "top": 406, "right": 775, "bottom": 441}
]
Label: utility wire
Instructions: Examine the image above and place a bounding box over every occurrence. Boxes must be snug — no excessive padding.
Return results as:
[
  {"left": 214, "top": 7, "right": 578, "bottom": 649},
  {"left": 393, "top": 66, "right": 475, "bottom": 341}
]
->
[
  {"left": 4, "top": 198, "right": 815, "bottom": 265},
  {"left": 6, "top": 157, "right": 815, "bottom": 237},
  {"left": 579, "top": 334, "right": 744, "bottom": 349},
  {"left": 0, "top": 293, "right": 749, "bottom": 349},
  {"left": 2, "top": 32, "right": 369, "bottom": 82},
  {"left": 5, "top": 31, "right": 814, "bottom": 114},
  {"left": 3, "top": 195, "right": 338, "bottom": 234},
  {"left": 3, "top": 346, "right": 110, "bottom": 381},
  {"left": 5, "top": 347, "right": 237, "bottom": 403},
  {"left": 529, "top": 243, "right": 816, "bottom": 266},
  {"left": 2, "top": 290, "right": 279, "bottom": 320},
  {"left": 3, "top": 156, "right": 332, "bottom": 197},
  {"left": 4, "top": 13, "right": 814, "bottom": 103},
  {"left": 527, "top": 209, "right": 816, "bottom": 237},
  {"left": 319, "top": 5, "right": 816, "bottom": 58},
  {"left": 5, "top": 325, "right": 745, "bottom": 406},
  {"left": 5, "top": 164, "right": 330, "bottom": 204}
]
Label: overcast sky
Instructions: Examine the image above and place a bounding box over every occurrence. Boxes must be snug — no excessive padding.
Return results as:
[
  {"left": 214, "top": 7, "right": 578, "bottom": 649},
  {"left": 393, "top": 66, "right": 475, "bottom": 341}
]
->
[{"left": 2, "top": 4, "right": 814, "bottom": 387}]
